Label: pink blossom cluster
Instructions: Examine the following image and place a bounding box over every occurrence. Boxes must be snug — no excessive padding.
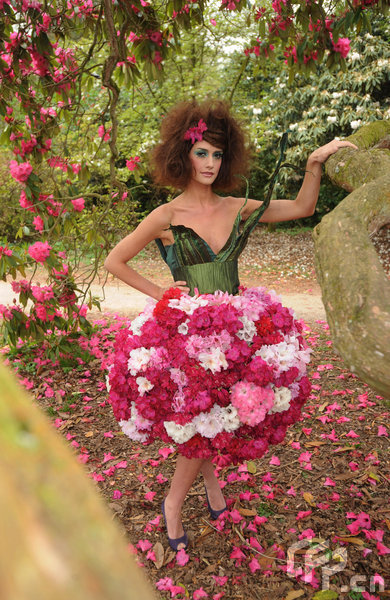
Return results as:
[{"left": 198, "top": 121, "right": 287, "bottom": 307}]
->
[
  {"left": 231, "top": 382, "right": 274, "bottom": 426},
  {"left": 221, "top": 0, "right": 239, "bottom": 9},
  {"left": 109, "top": 286, "right": 311, "bottom": 464},
  {"left": 331, "top": 35, "right": 351, "bottom": 58},
  {"left": 0, "top": 245, "right": 13, "bottom": 258},
  {"left": 126, "top": 156, "right": 140, "bottom": 171},
  {"left": 183, "top": 119, "right": 208, "bottom": 144},
  {"left": 71, "top": 197, "right": 85, "bottom": 212},
  {"left": 98, "top": 125, "right": 111, "bottom": 142},
  {"left": 245, "top": 40, "right": 275, "bottom": 58},
  {"left": 9, "top": 159, "right": 33, "bottom": 183},
  {"left": 28, "top": 241, "right": 52, "bottom": 263}
]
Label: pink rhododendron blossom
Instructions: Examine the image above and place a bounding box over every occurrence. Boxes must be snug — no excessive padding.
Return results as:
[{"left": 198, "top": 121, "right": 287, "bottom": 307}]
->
[
  {"left": 28, "top": 241, "right": 52, "bottom": 263},
  {"left": 377, "top": 542, "right": 390, "bottom": 555},
  {"left": 323, "top": 477, "right": 336, "bottom": 486},
  {"left": 347, "top": 512, "right": 371, "bottom": 534},
  {"left": 9, "top": 159, "right": 33, "bottom": 183},
  {"left": 126, "top": 156, "right": 140, "bottom": 171},
  {"left": 193, "top": 588, "right": 208, "bottom": 599},
  {"left": 249, "top": 557, "right": 261, "bottom": 573},
  {"left": 137, "top": 539, "right": 153, "bottom": 552},
  {"left": 32, "top": 215, "right": 44, "bottom": 231},
  {"left": 377, "top": 425, "right": 388, "bottom": 436},
  {"left": 296, "top": 510, "right": 312, "bottom": 520},
  {"left": 144, "top": 491, "right": 156, "bottom": 501},
  {"left": 0, "top": 245, "right": 12, "bottom": 258},
  {"left": 332, "top": 36, "right": 351, "bottom": 58},
  {"left": 71, "top": 197, "right": 85, "bottom": 211},
  {"left": 176, "top": 548, "right": 189, "bottom": 566}
]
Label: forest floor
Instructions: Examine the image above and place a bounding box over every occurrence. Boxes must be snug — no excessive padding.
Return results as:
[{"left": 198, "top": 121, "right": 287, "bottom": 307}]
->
[{"left": 2, "top": 227, "right": 390, "bottom": 600}]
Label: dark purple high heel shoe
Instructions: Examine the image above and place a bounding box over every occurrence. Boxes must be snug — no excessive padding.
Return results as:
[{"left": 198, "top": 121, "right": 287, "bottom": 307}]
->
[
  {"left": 161, "top": 499, "right": 188, "bottom": 551},
  {"left": 204, "top": 485, "right": 227, "bottom": 520}
]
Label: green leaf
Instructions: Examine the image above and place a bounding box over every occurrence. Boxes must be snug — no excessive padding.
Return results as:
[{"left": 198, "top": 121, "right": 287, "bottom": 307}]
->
[
  {"left": 312, "top": 591, "right": 338, "bottom": 600},
  {"left": 246, "top": 461, "right": 257, "bottom": 474}
]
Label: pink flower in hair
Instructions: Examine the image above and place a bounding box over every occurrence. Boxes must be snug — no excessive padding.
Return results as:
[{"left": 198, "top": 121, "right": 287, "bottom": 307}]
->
[{"left": 184, "top": 119, "right": 208, "bottom": 144}]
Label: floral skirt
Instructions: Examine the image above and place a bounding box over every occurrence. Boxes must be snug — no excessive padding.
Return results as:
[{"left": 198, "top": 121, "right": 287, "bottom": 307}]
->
[{"left": 108, "top": 287, "right": 311, "bottom": 465}]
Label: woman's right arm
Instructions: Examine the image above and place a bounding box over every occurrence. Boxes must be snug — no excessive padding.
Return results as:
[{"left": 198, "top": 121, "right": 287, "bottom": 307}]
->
[{"left": 104, "top": 205, "right": 173, "bottom": 301}]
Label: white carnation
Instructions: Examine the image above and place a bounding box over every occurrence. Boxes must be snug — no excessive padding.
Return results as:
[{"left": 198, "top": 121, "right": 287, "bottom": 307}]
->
[
  {"left": 220, "top": 404, "right": 241, "bottom": 432},
  {"left": 164, "top": 420, "right": 196, "bottom": 443},
  {"left": 127, "top": 347, "right": 155, "bottom": 376},
  {"left": 136, "top": 376, "right": 154, "bottom": 396},
  {"left": 119, "top": 419, "right": 148, "bottom": 442},
  {"left": 129, "top": 313, "right": 150, "bottom": 336},
  {"left": 256, "top": 341, "right": 296, "bottom": 372},
  {"left": 193, "top": 404, "right": 224, "bottom": 438},
  {"left": 168, "top": 295, "right": 208, "bottom": 314},
  {"left": 198, "top": 347, "right": 228, "bottom": 373},
  {"left": 177, "top": 320, "right": 189, "bottom": 335},
  {"left": 269, "top": 386, "right": 292, "bottom": 414},
  {"left": 119, "top": 401, "right": 153, "bottom": 442},
  {"left": 236, "top": 315, "right": 257, "bottom": 343}
]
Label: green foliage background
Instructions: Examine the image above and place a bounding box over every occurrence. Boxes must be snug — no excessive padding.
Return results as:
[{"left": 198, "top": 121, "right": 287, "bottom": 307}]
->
[{"left": 1, "top": 15, "right": 389, "bottom": 244}]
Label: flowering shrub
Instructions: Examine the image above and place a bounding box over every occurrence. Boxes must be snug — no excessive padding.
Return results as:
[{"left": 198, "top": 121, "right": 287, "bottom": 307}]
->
[
  {"left": 245, "top": 22, "right": 390, "bottom": 221},
  {"left": 108, "top": 287, "right": 311, "bottom": 464},
  {"left": 0, "top": 1, "right": 386, "bottom": 352}
]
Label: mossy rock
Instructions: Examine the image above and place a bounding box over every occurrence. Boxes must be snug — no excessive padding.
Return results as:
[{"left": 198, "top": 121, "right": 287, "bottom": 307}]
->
[{"left": 325, "top": 120, "right": 390, "bottom": 192}]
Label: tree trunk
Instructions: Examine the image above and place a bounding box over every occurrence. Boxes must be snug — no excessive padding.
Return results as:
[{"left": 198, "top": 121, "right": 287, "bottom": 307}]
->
[
  {"left": 313, "top": 121, "right": 390, "bottom": 399},
  {"left": 0, "top": 360, "right": 156, "bottom": 600}
]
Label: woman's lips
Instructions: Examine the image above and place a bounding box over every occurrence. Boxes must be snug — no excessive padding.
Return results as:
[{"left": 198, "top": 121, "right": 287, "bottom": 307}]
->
[{"left": 201, "top": 172, "right": 214, "bottom": 177}]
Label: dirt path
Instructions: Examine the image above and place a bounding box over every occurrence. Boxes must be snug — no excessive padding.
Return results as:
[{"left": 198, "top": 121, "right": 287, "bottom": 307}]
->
[{"left": 0, "top": 278, "right": 326, "bottom": 322}]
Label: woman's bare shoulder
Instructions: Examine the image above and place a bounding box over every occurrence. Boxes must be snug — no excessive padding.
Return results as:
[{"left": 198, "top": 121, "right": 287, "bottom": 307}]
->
[
  {"left": 225, "top": 195, "right": 263, "bottom": 220},
  {"left": 144, "top": 203, "right": 174, "bottom": 231}
]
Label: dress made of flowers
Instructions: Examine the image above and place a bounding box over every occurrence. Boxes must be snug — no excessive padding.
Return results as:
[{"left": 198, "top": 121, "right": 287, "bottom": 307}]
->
[{"left": 108, "top": 200, "right": 311, "bottom": 464}]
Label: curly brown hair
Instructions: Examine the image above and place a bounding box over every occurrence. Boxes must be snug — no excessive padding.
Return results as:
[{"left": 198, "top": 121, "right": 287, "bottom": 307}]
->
[{"left": 150, "top": 99, "right": 250, "bottom": 192}]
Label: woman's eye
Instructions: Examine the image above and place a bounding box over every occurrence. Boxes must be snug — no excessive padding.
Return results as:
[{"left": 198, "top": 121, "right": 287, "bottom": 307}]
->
[
  {"left": 214, "top": 153, "right": 223, "bottom": 159},
  {"left": 195, "top": 151, "right": 207, "bottom": 157}
]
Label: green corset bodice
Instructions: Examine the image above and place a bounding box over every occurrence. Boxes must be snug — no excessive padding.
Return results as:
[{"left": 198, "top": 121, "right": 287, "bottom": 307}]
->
[{"left": 155, "top": 200, "right": 269, "bottom": 296}]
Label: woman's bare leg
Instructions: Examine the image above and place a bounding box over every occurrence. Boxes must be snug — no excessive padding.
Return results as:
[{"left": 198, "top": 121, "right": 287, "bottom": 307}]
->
[
  {"left": 164, "top": 455, "right": 203, "bottom": 547},
  {"left": 200, "top": 459, "right": 226, "bottom": 511}
]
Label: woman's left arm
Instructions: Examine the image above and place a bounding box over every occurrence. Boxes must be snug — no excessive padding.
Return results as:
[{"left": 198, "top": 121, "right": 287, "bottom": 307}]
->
[{"left": 256, "top": 139, "right": 358, "bottom": 223}]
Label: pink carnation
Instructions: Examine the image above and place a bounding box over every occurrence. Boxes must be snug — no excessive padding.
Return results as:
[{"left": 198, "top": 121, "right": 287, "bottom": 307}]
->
[
  {"left": 71, "top": 197, "right": 85, "bottom": 212},
  {"left": 9, "top": 159, "right": 33, "bottom": 183},
  {"left": 108, "top": 286, "right": 310, "bottom": 464},
  {"left": 28, "top": 241, "right": 52, "bottom": 263},
  {"left": 231, "top": 382, "right": 274, "bottom": 426}
]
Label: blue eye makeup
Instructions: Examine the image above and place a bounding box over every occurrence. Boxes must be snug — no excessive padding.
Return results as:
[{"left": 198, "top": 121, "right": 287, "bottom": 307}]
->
[{"left": 193, "top": 149, "right": 223, "bottom": 159}]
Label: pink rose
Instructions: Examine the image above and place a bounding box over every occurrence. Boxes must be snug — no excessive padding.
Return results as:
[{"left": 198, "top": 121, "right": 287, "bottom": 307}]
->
[
  {"left": 28, "top": 241, "right": 52, "bottom": 263},
  {"left": 71, "top": 197, "right": 85, "bottom": 211},
  {"left": 9, "top": 159, "right": 33, "bottom": 183}
]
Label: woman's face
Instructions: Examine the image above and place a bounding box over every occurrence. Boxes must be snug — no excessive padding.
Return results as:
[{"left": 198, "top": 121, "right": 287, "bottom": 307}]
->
[{"left": 189, "top": 141, "right": 223, "bottom": 186}]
